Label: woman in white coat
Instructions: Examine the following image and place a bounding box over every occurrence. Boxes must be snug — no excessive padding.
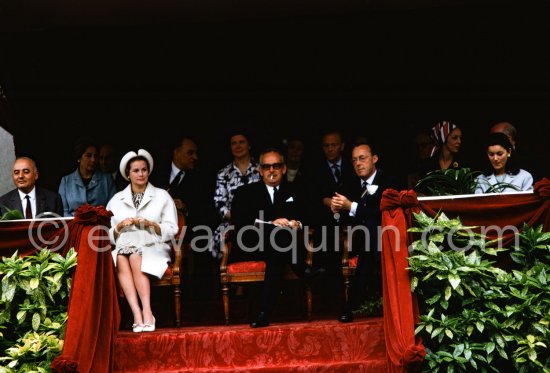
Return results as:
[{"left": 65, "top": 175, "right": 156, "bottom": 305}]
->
[{"left": 107, "top": 149, "right": 178, "bottom": 333}]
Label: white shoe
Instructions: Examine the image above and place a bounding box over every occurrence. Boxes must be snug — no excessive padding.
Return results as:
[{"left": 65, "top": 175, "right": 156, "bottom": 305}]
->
[
  {"left": 132, "top": 323, "right": 144, "bottom": 333},
  {"left": 142, "top": 317, "right": 155, "bottom": 332}
]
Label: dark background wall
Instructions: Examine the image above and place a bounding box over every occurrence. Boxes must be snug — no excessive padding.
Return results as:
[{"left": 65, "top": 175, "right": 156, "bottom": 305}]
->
[{"left": 1, "top": 1, "right": 549, "bottom": 190}]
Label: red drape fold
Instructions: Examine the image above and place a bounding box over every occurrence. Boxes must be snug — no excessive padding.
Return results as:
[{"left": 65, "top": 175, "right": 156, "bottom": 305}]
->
[
  {"left": 381, "top": 179, "right": 550, "bottom": 373},
  {"left": 381, "top": 189, "right": 425, "bottom": 373},
  {"left": 0, "top": 218, "right": 66, "bottom": 257},
  {"left": 50, "top": 204, "right": 120, "bottom": 373},
  {"left": 419, "top": 179, "right": 550, "bottom": 246}
]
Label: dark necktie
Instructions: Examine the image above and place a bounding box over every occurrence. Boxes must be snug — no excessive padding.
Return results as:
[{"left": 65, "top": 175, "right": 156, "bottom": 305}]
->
[
  {"left": 168, "top": 170, "right": 183, "bottom": 192},
  {"left": 25, "top": 195, "right": 33, "bottom": 219},
  {"left": 361, "top": 180, "right": 368, "bottom": 198},
  {"left": 332, "top": 164, "right": 341, "bottom": 183},
  {"left": 272, "top": 186, "right": 279, "bottom": 204}
]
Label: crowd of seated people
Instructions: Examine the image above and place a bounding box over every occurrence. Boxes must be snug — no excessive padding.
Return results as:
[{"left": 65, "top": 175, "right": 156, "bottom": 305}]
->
[{"left": 1, "top": 120, "right": 544, "bottom": 330}]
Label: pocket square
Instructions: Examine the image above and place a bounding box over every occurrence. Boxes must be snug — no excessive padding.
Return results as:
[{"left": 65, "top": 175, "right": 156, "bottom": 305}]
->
[
  {"left": 366, "top": 185, "right": 379, "bottom": 195},
  {"left": 285, "top": 197, "right": 294, "bottom": 202}
]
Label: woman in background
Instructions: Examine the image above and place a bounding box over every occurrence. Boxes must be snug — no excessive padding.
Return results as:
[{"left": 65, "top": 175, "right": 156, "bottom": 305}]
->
[
  {"left": 211, "top": 132, "right": 260, "bottom": 259},
  {"left": 58, "top": 138, "right": 116, "bottom": 216},
  {"left": 417, "top": 121, "right": 465, "bottom": 180},
  {"left": 107, "top": 149, "right": 178, "bottom": 332},
  {"left": 475, "top": 132, "right": 533, "bottom": 193}
]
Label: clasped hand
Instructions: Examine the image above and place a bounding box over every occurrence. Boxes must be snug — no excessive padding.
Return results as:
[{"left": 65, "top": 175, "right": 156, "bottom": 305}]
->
[
  {"left": 118, "top": 217, "right": 152, "bottom": 231},
  {"left": 272, "top": 218, "right": 300, "bottom": 229},
  {"left": 330, "top": 192, "right": 351, "bottom": 214}
]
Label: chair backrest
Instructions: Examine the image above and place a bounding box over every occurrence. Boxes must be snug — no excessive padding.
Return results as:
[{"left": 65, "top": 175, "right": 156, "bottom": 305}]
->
[
  {"left": 172, "top": 211, "right": 186, "bottom": 258},
  {"left": 149, "top": 210, "right": 186, "bottom": 327}
]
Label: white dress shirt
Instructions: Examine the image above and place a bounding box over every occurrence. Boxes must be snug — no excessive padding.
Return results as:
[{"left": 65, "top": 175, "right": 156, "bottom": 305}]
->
[
  {"left": 18, "top": 187, "right": 37, "bottom": 219},
  {"left": 169, "top": 162, "right": 186, "bottom": 185},
  {"left": 266, "top": 184, "right": 280, "bottom": 204}
]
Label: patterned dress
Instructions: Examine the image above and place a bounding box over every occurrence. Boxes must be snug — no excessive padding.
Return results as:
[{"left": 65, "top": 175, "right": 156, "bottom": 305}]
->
[
  {"left": 117, "top": 191, "right": 144, "bottom": 256},
  {"left": 211, "top": 160, "right": 260, "bottom": 258}
]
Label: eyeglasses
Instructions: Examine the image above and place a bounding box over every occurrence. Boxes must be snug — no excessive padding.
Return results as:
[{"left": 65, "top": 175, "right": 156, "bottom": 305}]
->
[
  {"left": 260, "top": 162, "right": 284, "bottom": 171},
  {"left": 351, "top": 155, "right": 370, "bottom": 164}
]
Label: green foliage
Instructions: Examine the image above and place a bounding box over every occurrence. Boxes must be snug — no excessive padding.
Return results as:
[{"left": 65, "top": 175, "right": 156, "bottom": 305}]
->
[
  {"left": 0, "top": 248, "right": 77, "bottom": 372},
  {"left": 414, "top": 168, "right": 521, "bottom": 196},
  {"left": 415, "top": 168, "right": 481, "bottom": 196},
  {"left": 0, "top": 209, "right": 24, "bottom": 221},
  {"left": 409, "top": 212, "right": 550, "bottom": 372},
  {"left": 356, "top": 297, "right": 383, "bottom": 317}
]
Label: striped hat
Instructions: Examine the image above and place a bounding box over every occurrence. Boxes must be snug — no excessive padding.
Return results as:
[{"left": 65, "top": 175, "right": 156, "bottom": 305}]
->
[{"left": 430, "top": 121, "right": 457, "bottom": 157}]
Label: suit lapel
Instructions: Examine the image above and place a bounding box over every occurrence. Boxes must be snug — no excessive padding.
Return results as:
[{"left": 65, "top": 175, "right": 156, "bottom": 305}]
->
[
  {"left": 261, "top": 184, "right": 272, "bottom": 207},
  {"left": 120, "top": 186, "right": 135, "bottom": 209},
  {"left": 6, "top": 191, "right": 24, "bottom": 214},
  {"left": 137, "top": 184, "right": 155, "bottom": 211},
  {"left": 276, "top": 184, "right": 290, "bottom": 205},
  {"left": 35, "top": 189, "right": 46, "bottom": 215}
]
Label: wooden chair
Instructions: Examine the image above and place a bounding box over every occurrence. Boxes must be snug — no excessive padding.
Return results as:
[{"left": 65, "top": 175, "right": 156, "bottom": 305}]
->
[
  {"left": 219, "top": 231, "right": 314, "bottom": 325},
  {"left": 341, "top": 226, "right": 358, "bottom": 302},
  {"left": 150, "top": 211, "right": 185, "bottom": 327}
]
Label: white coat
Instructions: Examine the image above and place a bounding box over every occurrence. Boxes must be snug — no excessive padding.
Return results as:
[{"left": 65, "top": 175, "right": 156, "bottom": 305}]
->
[{"left": 107, "top": 183, "right": 178, "bottom": 279}]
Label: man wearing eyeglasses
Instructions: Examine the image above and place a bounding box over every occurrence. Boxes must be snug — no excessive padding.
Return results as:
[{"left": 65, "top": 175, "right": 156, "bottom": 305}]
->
[
  {"left": 231, "top": 148, "right": 322, "bottom": 328},
  {"left": 330, "top": 141, "right": 398, "bottom": 323}
]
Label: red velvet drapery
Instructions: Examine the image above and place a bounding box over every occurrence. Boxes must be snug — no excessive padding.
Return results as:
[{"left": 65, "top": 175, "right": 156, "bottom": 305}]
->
[
  {"left": 381, "top": 190, "right": 425, "bottom": 373},
  {"left": 0, "top": 218, "right": 71, "bottom": 257},
  {"left": 380, "top": 178, "right": 550, "bottom": 373},
  {"left": 48, "top": 204, "right": 120, "bottom": 373}
]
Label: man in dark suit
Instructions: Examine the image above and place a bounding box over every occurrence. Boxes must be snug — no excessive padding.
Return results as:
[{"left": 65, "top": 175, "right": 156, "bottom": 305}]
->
[
  {"left": 0, "top": 157, "right": 63, "bottom": 218},
  {"left": 331, "top": 141, "right": 397, "bottom": 323},
  {"left": 314, "top": 130, "right": 356, "bottom": 222},
  {"left": 153, "top": 136, "right": 216, "bottom": 237},
  {"left": 310, "top": 130, "right": 357, "bottom": 284},
  {"left": 231, "top": 148, "right": 321, "bottom": 328},
  {"left": 152, "top": 136, "right": 218, "bottom": 300}
]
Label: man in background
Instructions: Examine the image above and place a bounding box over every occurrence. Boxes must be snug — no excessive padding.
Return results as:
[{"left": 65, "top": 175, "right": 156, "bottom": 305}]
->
[
  {"left": 99, "top": 143, "right": 127, "bottom": 190},
  {"left": 153, "top": 136, "right": 217, "bottom": 300},
  {"left": 0, "top": 156, "right": 63, "bottom": 218}
]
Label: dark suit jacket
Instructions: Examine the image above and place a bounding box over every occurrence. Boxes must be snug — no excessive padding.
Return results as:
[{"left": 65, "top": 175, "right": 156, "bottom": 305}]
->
[
  {"left": 231, "top": 180, "right": 306, "bottom": 262},
  {"left": 311, "top": 159, "right": 357, "bottom": 226},
  {"left": 340, "top": 170, "right": 398, "bottom": 254},
  {"left": 153, "top": 165, "right": 217, "bottom": 233},
  {"left": 340, "top": 169, "right": 399, "bottom": 309},
  {"left": 0, "top": 187, "right": 64, "bottom": 218}
]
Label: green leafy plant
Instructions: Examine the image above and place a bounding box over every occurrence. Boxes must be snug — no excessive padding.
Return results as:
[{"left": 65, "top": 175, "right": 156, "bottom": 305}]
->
[
  {"left": 414, "top": 168, "right": 522, "bottom": 196},
  {"left": 0, "top": 208, "right": 24, "bottom": 221},
  {"left": 476, "top": 178, "right": 522, "bottom": 194},
  {"left": 356, "top": 297, "right": 383, "bottom": 317},
  {"left": 408, "top": 212, "right": 550, "bottom": 372},
  {"left": 0, "top": 248, "right": 77, "bottom": 372},
  {"left": 415, "top": 168, "right": 481, "bottom": 196}
]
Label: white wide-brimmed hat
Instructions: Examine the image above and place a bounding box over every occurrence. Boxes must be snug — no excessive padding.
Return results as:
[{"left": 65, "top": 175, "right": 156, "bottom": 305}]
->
[{"left": 119, "top": 149, "right": 154, "bottom": 181}]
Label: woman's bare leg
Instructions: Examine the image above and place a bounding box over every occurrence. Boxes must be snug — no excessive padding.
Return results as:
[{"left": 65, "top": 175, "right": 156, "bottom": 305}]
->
[
  {"left": 116, "top": 255, "right": 143, "bottom": 325},
  {"left": 129, "top": 254, "right": 154, "bottom": 324}
]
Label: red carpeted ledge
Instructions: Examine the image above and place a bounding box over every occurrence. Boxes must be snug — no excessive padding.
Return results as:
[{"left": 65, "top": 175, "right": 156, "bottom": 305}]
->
[{"left": 114, "top": 318, "right": 386, "bottom": 372}]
